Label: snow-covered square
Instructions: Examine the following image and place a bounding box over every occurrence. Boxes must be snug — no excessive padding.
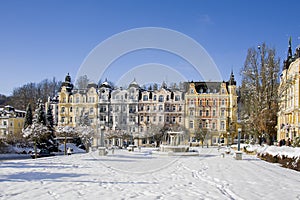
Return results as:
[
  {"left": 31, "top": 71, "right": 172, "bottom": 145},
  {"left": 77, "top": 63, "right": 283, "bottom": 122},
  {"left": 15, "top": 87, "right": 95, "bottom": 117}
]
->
[{"left": 1, "top": 147, "right": 299, "bottom": 200}]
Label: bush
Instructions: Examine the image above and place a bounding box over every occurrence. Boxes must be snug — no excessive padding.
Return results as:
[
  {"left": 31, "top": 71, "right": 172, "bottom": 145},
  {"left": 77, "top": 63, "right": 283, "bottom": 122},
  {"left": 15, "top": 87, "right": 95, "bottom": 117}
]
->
[{"left": 257, "top": 152, "right": 300, "bottom": 171}]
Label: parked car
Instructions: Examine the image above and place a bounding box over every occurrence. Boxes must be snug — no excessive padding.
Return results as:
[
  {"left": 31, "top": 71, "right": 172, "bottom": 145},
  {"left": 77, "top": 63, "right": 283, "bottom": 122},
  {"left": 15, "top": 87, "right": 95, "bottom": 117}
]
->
[{"left": 31, "top": 149, "right": 55, "bottom": 159}]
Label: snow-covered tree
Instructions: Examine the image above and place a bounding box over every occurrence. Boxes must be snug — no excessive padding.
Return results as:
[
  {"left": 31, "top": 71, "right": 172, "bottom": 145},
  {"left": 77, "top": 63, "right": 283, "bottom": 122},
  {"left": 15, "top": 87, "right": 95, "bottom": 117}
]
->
[
  {"left": 46, "top": 105, "right": 54, "bottom": 132},
  {"left": 240, "top": 43, "right": 280, "bottom": 144},
  {"left": 76, "top": 111, "right": 94, "bottom": 152},
  {"left": 23, "top": 99, "right": 55, "bottom": 158}
]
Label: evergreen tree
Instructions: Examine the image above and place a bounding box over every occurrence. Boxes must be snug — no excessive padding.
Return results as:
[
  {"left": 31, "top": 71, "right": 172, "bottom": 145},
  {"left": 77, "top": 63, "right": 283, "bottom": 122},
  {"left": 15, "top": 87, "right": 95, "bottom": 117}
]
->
[
  {"left": 23, "top": 103, "right": 33, "bottom": 129},
  {"left": 36, "top": 99, "right": 47, "bottom": 126},
  {"left": 46, "top": 105, "right": 54, "bottom": 132}
]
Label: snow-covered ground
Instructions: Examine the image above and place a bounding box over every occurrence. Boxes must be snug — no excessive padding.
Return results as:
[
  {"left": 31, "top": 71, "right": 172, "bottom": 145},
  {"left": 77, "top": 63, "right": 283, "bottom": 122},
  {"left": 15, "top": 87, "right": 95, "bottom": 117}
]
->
[{"left": 0, "top": 147, "right": 300, "bottom": 200}]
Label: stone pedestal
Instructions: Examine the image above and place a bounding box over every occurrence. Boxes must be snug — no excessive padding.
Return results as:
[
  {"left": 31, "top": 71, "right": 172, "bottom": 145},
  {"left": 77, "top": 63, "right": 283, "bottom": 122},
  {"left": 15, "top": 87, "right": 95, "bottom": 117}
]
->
[
  {"left": 235, "top": 151, "right": 243, "bottom": 160},
  {"left": 98, "top": 147, "right": 107, "bottom": 156}
]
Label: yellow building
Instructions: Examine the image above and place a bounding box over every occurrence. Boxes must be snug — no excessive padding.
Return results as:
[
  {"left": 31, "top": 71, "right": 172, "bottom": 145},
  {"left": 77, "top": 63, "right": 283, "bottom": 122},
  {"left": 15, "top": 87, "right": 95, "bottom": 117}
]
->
[
  {"left": 0, "top": 105, "right": 25, "bottom": 139},
  {"left": 277, "top": 43, "right": 300, "bottom": 141},
  {"left": 185, "top": 72, "right": 238, "bottom": 146}
]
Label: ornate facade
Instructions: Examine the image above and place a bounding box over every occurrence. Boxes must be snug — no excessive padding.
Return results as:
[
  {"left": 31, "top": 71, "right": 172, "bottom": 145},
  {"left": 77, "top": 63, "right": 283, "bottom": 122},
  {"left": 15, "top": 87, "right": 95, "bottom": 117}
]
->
[
  {"left": 185, "top": 72, "right": 238, "bottom": 146},
  {"left": 50, "top": 72, "right": 237, "bottom": 147},
  {"left": 277, "top": 42, "right": 300, "bottom": 141}
]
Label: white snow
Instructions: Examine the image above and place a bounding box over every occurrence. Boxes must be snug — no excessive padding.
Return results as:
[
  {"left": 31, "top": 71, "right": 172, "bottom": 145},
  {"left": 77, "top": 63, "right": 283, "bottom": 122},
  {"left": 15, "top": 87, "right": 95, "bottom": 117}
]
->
[
  {"left": 0, "top": 147, "right": 300, "bottom": 200},
  {"left": 256, "top": 145, "right": 300, "bottom": 159}
]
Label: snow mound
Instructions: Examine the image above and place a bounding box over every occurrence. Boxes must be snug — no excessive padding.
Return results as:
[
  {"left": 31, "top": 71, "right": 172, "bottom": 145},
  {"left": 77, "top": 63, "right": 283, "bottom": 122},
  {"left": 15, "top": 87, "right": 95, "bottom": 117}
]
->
[{"left": 257, "top": 145, "right": 300, "bottom": 159}]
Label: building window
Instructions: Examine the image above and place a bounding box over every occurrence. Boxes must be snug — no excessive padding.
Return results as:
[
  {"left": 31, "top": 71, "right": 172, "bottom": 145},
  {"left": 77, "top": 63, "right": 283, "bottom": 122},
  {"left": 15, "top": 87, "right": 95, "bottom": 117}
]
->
[
  {"left": 199, "top": 122, "right": 203, "bottom": 128},
  {"left": 172, "top": 116, "right": 176, "bottom": 123},
  {"left": 206, "top": 110, "right": 209, "bottom": 117},
  {"left": 179, "top": 106, "right": 182, "bottom": 111},
  {"left": 147, "top": 106, "right": 150, "bottom": 111},
  {"left": 70, "top": 117, "right": 73, "bottom": 123},
  {"left": 143, "top": 95, "right": 148, "bottom": 101},
  {"left": 179, "top": 117, "right": 182, "bottom": 122},
  {"left": 190, "top": 99, "right": 194, "bottom": 105},
  {"left": 90, "top": 107, "right": 94, "bottom": 114},
  {"left": 153, "top": 116, "right": 156, "bottom": 122},
  {"left": 190, "top": 110, "right": 194, "bottom": 116},
  {"left": 159, "top": 116, "right": 162, "bottom": 122},
  {"left": 166, "top": 106, "right": 170, "bottom": 111},
  {"left": 206, "top": 122, "right": 209, "bottom": 128},
  {"left": 70, "top": 107, "right": 73, "bottom": 112},
  {"left": 206, "top": 100, "right": 209, "bottom": 106},
  {"left": 213, "top": 110, "right": 216, "bottom": 117},
  {"left": 189, "top": 121, "right": 194, "bottom": 129},
  {"left": 154, "top": 95, "right": 157, "bottom": 101},
  {"left": 213, "top": 99, "right": 216, "bottom": 106},
  {"left": 147, "top": 116, "right": 150, "bottom": 123},
  {"left": 221, "top": 121, "right": 225, "bottom": 130},
  {"left": 61, "top": 107, "right": 65, "bottom": 113},
  {"left": 10, "top": 122, "right": 13, "bottom": 127},
  {"left": 166, "top": 116, "right": 169, "bottom": 122},
  {"left": 140, "top": 116, "right": 144, "bottom": 122},
  {"left": 159, "top": 95, "right": 164, "bottom": 102},
  {"left": 199, "top": 110, "right": 202, "bottom": 116},
  {"left": 159, "top": 105, "right": 163, "bottom": 111},
  {"left": 222, "top": 99, "right": 225, "bottom": 106},
  {"left": 175, "top": 95, "right": 180, "bottom": 101},
  {"left": 200, "top": 100, "right": 202, "bottom": 105},
  {"left": 212, "top": 122, "right": 216, "bottom": 130},
  {"left": 153, "top": 106, "right": 156, "bottom": 111},
  {"left": 221, "top": 109, "right": 225, "bottom": 117}
]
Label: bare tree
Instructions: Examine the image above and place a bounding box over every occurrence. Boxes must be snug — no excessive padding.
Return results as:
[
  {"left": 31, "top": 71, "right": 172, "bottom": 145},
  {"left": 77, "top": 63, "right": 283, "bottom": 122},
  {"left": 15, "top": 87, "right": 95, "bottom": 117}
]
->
[
  {"left": 75, "top": 75, "right": 89, "bottom": 89},
  {"left": 240, "top": 43, "right": 280, "bottom": 144}
]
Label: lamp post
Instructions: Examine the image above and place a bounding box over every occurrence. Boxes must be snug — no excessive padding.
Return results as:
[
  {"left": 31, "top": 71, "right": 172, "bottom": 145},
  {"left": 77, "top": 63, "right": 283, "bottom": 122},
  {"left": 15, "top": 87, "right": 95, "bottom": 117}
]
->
[{"left": 100, "top": 125, "right": 104, "bottom": 147}]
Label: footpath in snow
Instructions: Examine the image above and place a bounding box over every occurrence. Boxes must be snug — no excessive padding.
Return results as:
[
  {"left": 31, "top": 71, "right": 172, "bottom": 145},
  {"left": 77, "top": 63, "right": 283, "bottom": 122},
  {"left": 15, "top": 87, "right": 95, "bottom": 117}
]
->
[{"left": 0, "top": 147, "right": 300, "bottom": 200}]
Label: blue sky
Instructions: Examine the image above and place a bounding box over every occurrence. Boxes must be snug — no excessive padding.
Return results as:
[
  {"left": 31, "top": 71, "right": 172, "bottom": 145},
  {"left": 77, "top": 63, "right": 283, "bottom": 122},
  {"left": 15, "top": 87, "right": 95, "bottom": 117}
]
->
[{"left": 0, "top": 0, "right": 299, "bottom": 95}]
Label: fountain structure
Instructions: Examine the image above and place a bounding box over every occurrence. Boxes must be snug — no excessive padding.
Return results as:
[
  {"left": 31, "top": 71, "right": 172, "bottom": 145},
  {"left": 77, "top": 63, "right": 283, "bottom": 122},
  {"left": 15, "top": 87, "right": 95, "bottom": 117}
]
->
[{"left": 160, "top": 131, "right": 189, "bottom": 153}]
